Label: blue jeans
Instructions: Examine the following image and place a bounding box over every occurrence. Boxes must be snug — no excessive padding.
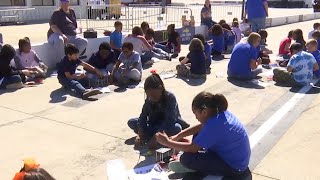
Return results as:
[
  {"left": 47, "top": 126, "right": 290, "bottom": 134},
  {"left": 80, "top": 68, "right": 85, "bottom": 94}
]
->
[
  {"left": 128, "top": 118, "right": 182, "bottom": 140},
  {"left": 201, "top": 19, "right": 215, "bottom": 29},
  {"left": 141, "top": 51, "right": 166, "bottom": 64},
  {"left": 154, "top": 43, "right": 170, "bottom": 53},
  {"left": 0, "top": 75, "right": 22, "bottom": 89},
  {"left": 58, "top": 76, "right": 88, "bottom": 97},
  {"left": 249, "top": 17, "right": 266, "bottom": 32},
  {"left": 227, "top": 68, "right": 263, "bottom": 80},
  {"left": 180, "top": 151, "right": 250, "bottom": 177}
]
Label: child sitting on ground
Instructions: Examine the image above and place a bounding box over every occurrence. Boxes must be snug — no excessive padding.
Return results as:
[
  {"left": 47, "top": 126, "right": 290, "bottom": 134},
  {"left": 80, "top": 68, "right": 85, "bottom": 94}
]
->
[
  {"left": 0, "top": 44, "right": 33, "bottom": 89},
  {"left": 128, "top": 73, "right": 190, "bottom": 149},
  {"left": 308, "top": 22, "right": 320, "bottom": 39},
  {"left": 177, "top": 38, "right": 207, "bottom": 79},
  {"left": 110, "top": 42, "right": 142, "bottom": 86},
  {"left": 13, "top": 158, "right": 55, "bottom": 180},
  {"left": 273, "top": 43, "right": 319, "bottom": 86},
  {"left": 311, "top": 30, "right": 320, "bottom": 51},
  {"left": 57, "top": 43, "right": 103, "bottom": 99},
  {"left": 155, "top": 24, "right": 181, "bottom": 58},
  {"left": 155, "top": 92, "right": 251, "bottom": 179},
  {"left": 110, "top": 21, "right": 123, "bottom": 58},
  {"left": 194, "top": 34, "right": 212, "bottom": 73},
  {"left": 240, "top": 19, "right": 251, "bottom": 37},
  {"left": 257, "top": 29, "right": 272, "bottom": 65},
  {"left": 232, "top": 21, "right": 242, "bottom": 43},
  {"left": 87, "top": 42, "right": 116, "bottom": 87},
  {"left": 141, "top": 21, "right": 150, "bottom": 35},
  {"left": 278, "top": 30, "right": 293, "bottom": 59},
  {"left": 293, "top": 29, "right": 306, "bottom": 50},
  {"left": 306, "top": 39, "right": 320, "bottom": 77},
  {"left": 221, "top": 23, "right": 236, "bottom": 53},
  {"left": 14, "top": 37, "right": 48, "bottom": 79},
  {"left": 142, "top": 28, "right": 171, "bottom": 60},
  {"left": 210, "top": 24, "right": 225, "bottom": 59}
]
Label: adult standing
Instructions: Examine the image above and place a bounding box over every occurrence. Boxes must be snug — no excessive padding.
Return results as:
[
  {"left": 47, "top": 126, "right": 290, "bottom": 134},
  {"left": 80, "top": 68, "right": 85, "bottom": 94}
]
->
[
  {"left": 201, "top": 0, "right": 216, "bottom": 29},
  {"left": 244, "top": 0, "right": 269, "bottom": 33},
  {"left": 47, "top": 0, "right": 88, "bottom": 62}
]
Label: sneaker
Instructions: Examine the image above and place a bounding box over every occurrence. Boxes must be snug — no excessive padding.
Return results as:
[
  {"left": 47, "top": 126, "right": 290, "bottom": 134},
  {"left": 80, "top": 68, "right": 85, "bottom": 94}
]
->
[
  {"left": 144, "top": 59, "right": 155, "bottom": 66},
  {"left": 168, "top": 161, "right": 196, "bottom": 174},
  {"left": 172, "top": 53, "right": 178, "bottom": 58},
  {"left": 165, "top": 54, "right": 172, "bottom": 61},
  {"left": 82, "top": 89, "right": 101, "bottom": 99}
]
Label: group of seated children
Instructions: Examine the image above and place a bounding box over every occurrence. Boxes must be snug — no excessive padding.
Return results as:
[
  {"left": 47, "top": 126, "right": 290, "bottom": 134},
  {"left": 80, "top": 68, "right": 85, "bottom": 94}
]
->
[
  {"left": 121, "top": 22, "right": 181, "bottom": 66},
  {"left": 0, "top": 37, "right": 48, "bottom": 89},
  {"left": 56, "top": 41, "right": 143, "bottom": 99},
  {"left": 127, "top": 74, "right": 251, "bottom": 178}
]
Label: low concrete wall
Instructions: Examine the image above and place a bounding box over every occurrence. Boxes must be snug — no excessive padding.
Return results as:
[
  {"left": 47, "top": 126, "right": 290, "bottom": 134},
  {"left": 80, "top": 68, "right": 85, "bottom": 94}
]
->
[{"left": 15, "top": 36, "right": 110, "bottom": 69}]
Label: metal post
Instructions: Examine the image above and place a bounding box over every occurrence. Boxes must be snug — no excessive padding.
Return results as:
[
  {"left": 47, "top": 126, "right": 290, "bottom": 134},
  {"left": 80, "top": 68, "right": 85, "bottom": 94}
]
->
[{"left": 241, "top": 0, "right": 245, "bottom": 20}]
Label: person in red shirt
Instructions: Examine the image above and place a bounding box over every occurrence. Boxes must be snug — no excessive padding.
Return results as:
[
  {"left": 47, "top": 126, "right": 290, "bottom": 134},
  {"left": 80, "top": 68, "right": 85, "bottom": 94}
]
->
[{"left": 278, "top": 30, "right": 293, "bottom": 59}]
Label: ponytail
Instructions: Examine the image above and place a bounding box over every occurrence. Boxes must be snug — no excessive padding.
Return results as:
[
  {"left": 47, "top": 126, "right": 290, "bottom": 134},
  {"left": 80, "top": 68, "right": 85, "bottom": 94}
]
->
[
  {"left": 192, "top": 91, "right": 228, "bottom": 114},
  {"left": 144, "top": 72, "right": 165, "bottom": 91}
]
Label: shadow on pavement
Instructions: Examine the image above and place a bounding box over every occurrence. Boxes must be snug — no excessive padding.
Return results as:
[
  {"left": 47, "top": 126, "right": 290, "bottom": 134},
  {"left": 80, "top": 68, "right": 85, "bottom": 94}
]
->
[
  {"left": 176, "top": 76, "right": 206, "bottom": 86},
  {"left": 227, "top": 78, "right": 265, "bottom": 89},
  {"left": 49, "top": 88, "right": 69, "bottom": 103}
]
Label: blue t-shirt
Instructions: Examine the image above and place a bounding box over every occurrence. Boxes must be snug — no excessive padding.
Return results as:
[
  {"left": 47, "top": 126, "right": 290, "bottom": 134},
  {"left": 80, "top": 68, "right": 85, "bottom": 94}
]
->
[
  {"left": 228, "top": 42, "right": 257, "bottom": 76},
  {"left": 317, "top": 38, "right": 320, "bottom": 51},
  {"left": 311, "top": 50, "right": 320, "bottom": 77},
  {"left": 194, "top": 111, "right": 251, "bottom": 171},
  {"left": 187, "top": 50, "right": 206, "bottom": 75},
  {"left": 88, "top": 50, "right": 116, "bottom": 69},
  {"left": 57, "top": 56, "right": 82, "bottom": 78},
  {"left": 226, "top": 31, "right": 236, "bottom": 46},
  {"left": 245, "top": 0, "right": 267, "bottom": 20},
  {"left": 110, "top": 31, "right": 123, "bottom": 49},
  {"left": 288, "top": 51, "right": 317, "bottom": 85},
  {"left": 204, "top": 42, "right": 212, "bottom": 66},
  {"left": 212, "top": 35, "right": 224, "bottom": 53}
]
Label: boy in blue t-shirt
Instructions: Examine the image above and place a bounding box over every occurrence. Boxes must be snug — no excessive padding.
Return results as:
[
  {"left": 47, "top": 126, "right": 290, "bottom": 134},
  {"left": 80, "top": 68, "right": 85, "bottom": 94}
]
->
[
  {"left": 110, "top": 21, "right": 123, "bottom": 58},
  {"left": 57, "top": 43, "right": 104, "bottom": 99},
  {"left": 306, "top": 39, "right": 320, "bottom": 77}
]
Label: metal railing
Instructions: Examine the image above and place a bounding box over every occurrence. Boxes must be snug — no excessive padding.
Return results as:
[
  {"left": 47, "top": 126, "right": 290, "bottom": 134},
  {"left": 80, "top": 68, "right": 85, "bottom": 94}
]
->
[
  {"left": 84, "top": 3, "right": 241, "bottom": 32},
  {"left": 170, "top": 3, "right": 243, "bottom": 24},
  {"left": 85, "top": 4, "right": 130, "bottom": 32}
]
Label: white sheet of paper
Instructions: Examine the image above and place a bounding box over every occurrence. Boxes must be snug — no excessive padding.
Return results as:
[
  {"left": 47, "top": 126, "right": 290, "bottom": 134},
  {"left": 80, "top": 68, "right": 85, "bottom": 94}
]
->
[
  {"left": 106, "top": 159, "right": 127, "bottom": 180},
  {"left": 160, "top": 73, "right": 176, "bottom": 79},
  {"left": 127, "top": 164, "right": 169, "bottom": 180},
  {"left": 97, "top": 87, "right": 111, "bottom": 93}
]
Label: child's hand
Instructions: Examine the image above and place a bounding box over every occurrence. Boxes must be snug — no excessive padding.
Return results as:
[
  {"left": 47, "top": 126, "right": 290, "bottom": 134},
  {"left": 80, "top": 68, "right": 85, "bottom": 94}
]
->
[
  {"left": 22, "top": 70, "right": 33, "bottom": 76},
  {"left": 155, "top": 132, "right": 169, "bottom": 146},
  {"left": 257, "top": 58, "right": 262, "bottom": 65},
  {"left": 95, "top": 69, "right": 104, "bottom": 78},
  {"left": 134, "top": 135, "right": 144, "bottom": 148},
  {"left": 62, "top": 34, "right": 68, "bottom": 43},
  {"left": 77, "top": 73, "right": 86, "bottom": 80},
  {"left": 169, "top": 134, "right": 181, "bottom": 141}
]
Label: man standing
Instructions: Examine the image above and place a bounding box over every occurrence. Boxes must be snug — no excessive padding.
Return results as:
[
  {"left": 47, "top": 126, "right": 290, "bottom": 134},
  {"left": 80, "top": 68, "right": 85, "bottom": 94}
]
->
[
  {"left": 244, "top": 0, "right": 269, "bottom": 33},
  {"left": 47, "top": 0, "right": 87, "bottom": 62}
]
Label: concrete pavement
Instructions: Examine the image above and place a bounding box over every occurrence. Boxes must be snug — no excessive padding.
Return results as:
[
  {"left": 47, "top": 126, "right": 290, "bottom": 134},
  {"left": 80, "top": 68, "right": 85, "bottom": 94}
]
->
[{"left": 0, "top": 19, "right": 320, "bottom": 180}]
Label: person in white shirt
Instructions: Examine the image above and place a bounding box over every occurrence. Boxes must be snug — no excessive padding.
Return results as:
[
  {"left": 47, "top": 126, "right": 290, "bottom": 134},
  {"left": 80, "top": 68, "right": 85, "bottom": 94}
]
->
[{"left": 308, "top": 23, "right": 320, "bottom": 39}]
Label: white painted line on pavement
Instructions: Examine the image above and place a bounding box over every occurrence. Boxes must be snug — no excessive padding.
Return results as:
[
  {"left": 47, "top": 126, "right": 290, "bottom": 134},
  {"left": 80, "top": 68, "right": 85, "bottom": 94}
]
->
[{"left": 249, "top": 79, "right": 318, "bottom": 149}]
